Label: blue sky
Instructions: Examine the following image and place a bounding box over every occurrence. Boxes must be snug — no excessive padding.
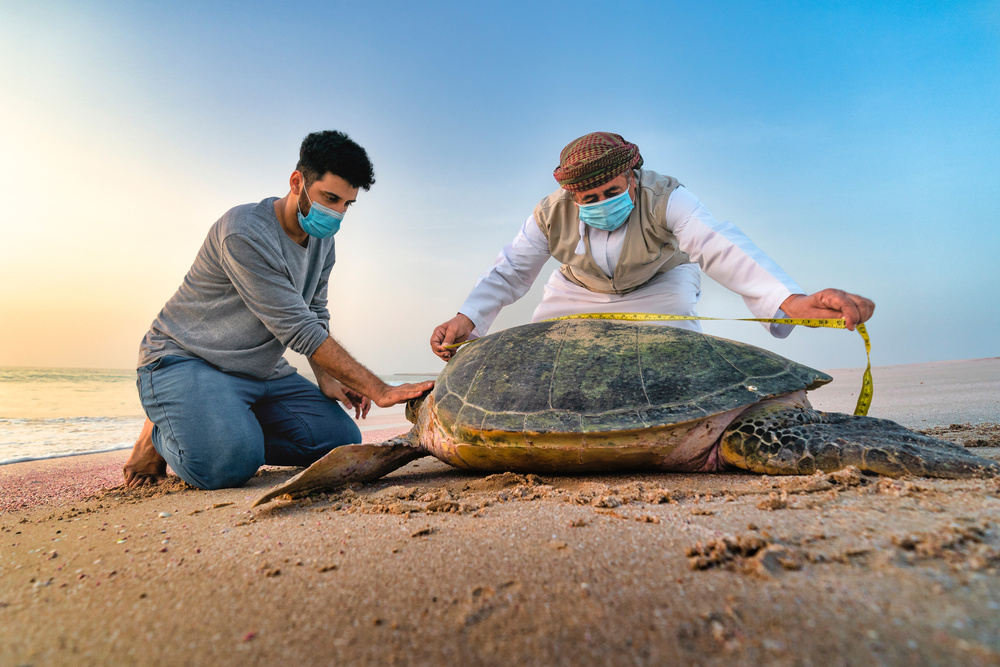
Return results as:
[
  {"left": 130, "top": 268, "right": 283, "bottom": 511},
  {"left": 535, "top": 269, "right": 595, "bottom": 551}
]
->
[{"left": 1, "top": 0, "right": 997, "bottom": 375}]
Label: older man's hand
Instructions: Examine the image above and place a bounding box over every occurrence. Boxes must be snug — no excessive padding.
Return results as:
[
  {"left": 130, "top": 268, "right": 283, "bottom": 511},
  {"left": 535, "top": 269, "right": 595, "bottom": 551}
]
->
[
  {"left": 430, "top": 313, "right": 476, "bottom": 361},
  {"left": 780, "top": 289, "right": 875, "bottom": 331}
]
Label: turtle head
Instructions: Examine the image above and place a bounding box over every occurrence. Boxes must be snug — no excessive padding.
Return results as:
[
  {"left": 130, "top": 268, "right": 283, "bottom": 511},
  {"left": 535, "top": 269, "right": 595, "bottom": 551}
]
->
[{"left": 404, "top": 391, "right": 431, "bottom": 424}]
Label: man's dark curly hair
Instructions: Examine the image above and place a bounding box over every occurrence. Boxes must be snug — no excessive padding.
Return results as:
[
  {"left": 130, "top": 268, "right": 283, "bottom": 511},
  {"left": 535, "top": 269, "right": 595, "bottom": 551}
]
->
[{"left": 296, "top": 130, "right": 375, "bottom": 190}]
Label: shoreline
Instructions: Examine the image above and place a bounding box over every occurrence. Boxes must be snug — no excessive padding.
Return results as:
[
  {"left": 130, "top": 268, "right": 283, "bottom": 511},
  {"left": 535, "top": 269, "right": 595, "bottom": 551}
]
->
[{"left": 0, "top": 444, "right": 133, "bottom": 468}]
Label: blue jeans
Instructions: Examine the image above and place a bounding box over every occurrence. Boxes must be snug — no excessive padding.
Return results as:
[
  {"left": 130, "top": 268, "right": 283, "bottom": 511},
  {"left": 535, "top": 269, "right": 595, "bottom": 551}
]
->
[{"left": 136, "top": 356, "right": 361, "bottom": 489}]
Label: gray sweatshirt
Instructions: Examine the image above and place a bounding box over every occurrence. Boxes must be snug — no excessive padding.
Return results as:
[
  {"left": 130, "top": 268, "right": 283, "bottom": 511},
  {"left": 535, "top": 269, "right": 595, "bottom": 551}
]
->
[{"left": 138, "top": 197, "right": 334, "bottom": 380}]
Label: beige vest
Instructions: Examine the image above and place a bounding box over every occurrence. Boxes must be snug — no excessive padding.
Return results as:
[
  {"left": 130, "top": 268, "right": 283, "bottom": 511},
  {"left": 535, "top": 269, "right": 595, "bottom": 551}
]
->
[{"left": 532, "top": 169, "right": 690, "bottom": 295}]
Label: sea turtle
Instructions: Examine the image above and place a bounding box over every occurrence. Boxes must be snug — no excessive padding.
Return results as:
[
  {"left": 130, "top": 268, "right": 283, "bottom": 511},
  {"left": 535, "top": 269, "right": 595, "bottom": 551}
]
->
[{"left": 253, "top": 320, "right": 998, "bottom": 506}]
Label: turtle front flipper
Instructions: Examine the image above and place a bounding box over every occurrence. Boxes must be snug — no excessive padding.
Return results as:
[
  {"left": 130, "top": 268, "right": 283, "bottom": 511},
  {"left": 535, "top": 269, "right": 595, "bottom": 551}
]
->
[
  {"left": 720, "top": 403, "right": 1000, "bottom": 479},
  {"left": 252, "top": 430, "right": 427, "bottom": 507}
]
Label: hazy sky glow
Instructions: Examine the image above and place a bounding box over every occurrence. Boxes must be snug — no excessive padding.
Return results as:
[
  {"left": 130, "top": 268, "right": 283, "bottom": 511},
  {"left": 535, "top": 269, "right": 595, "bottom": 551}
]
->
[{"left": 1, "top": 1, "right": 997, "bottom": 375}]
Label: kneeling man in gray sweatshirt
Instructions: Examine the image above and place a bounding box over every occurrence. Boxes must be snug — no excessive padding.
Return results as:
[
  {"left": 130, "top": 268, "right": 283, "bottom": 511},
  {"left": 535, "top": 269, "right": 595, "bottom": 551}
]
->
[{"left": 124, "top": 130, "right": 432, "bottom": 490}]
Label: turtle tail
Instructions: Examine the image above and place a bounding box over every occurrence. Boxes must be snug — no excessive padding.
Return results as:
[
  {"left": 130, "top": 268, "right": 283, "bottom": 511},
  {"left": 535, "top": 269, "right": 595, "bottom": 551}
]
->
[
  {"left": 252, "top": 429, "right": 427, "bottom": 507},
  {"left": 720, "top": 404, "right": 1000, "bottom": 479}
]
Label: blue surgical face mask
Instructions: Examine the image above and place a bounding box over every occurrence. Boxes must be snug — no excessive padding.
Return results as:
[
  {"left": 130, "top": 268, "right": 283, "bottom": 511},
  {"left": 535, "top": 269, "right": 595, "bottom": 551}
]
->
[
  {"left": 577, "top": 184, "right": 634, "bottom": 232},
  {"left": 297, "top": 185, "right": 345, "bottom": 239}
]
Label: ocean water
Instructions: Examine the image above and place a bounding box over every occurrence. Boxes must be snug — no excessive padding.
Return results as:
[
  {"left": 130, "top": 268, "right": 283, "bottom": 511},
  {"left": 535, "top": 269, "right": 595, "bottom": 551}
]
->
[
  {"left": 0, "top": 367, "right": 145, "bottom": 465},
  {"left": 0, "top": 366, "right": 436, "bottom": 465}
]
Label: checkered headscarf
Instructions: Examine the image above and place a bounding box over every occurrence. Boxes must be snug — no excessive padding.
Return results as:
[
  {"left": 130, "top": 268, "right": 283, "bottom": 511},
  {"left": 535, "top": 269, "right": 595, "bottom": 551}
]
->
[{"left": 552, "top": 132, "right": 643, "bottom": 192}]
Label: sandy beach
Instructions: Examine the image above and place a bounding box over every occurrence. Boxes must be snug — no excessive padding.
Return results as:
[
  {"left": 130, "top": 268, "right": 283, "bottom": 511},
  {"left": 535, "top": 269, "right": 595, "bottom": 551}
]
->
[{"left": 2, "top": 358, "right": 999, "bottom": 666}]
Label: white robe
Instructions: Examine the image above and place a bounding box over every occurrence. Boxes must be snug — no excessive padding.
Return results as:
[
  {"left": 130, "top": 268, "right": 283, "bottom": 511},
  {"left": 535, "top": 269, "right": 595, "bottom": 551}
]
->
[{"left": 459, "top": 186, "right": 804, "bottom": 339}]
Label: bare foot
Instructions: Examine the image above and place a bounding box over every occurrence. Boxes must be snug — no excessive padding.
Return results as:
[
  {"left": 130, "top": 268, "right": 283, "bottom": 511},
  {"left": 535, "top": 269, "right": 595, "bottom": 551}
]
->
[{"left": 123, "top": 419, "right": 167, "bottom": 488}]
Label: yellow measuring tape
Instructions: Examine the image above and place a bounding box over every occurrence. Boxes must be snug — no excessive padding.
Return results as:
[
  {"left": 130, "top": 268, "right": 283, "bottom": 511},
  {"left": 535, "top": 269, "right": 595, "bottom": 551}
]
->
[{"left": 447, "top": 313, "right": 873, "bottom": 416}]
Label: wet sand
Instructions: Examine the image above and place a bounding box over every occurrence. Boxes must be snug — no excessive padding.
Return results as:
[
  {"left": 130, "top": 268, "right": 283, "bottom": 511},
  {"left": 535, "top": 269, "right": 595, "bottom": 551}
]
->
[{"left": 2, "top": 358, "right": 999, "bottom": 666}]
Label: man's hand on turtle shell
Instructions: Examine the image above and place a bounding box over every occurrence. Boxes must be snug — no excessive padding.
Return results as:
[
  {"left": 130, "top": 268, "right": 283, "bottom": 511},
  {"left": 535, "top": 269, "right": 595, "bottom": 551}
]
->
[
  {"left": 373, "top": 381, "right": 434, "bottom": 408},
  {"left": 780, "top": 289, "right": 875, "bottom": 331}
]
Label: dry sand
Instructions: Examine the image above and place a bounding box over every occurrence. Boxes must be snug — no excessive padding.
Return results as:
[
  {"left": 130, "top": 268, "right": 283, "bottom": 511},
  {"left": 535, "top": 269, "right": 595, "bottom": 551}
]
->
[{"left": 2, "top": 358, "right": 999, "bottom": 666}]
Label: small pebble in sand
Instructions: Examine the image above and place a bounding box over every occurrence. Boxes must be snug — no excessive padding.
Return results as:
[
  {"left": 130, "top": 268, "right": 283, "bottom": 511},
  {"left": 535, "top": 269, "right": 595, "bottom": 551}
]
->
[{"left": 158, "top": 511, "right": 172, "bottom": 518}]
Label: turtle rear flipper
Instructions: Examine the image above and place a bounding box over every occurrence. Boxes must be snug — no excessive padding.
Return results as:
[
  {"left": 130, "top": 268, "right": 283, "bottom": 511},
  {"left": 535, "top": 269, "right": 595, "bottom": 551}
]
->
[
  {"left": 721, "top": 404, "right": 1000, "bottom": 479},
  {"left": 253, "top": 430, "right": 427, "bottom": 507}
]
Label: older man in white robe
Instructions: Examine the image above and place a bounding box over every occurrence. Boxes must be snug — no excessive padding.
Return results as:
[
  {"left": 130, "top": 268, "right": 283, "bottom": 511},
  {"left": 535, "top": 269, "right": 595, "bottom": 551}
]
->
[{"left": 431, "top": 131, "right": 873, "bottom": 360}]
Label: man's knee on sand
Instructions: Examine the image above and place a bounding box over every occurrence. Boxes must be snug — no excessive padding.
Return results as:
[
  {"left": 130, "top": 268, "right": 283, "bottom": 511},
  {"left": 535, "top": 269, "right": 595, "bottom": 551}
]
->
[
  {"left": 153, "top": 413, "right": 361, "bottom": 489},
  {"left": 184, "top": 458, "right": 262, "bottom": 491},
  {"left": 153, "top": 427, "right": 265, "bottom": 490}
]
